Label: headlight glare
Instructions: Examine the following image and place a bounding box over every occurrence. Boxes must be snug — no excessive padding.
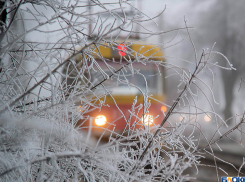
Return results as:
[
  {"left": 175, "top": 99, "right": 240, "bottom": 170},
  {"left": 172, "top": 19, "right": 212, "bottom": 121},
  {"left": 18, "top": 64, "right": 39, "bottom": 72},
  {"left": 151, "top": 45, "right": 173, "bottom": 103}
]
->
[
  {"left": 141, "top": 114, "right": 154, "bottom": 125},
  {"left": 161, "top": 106, "right": 167, "bottom": 113},
  {"left": 204, "top": 115, "right": 211, "bottom": 122},
  {"left": 95, "top": 115, "right": 107, "bottom": 126}
]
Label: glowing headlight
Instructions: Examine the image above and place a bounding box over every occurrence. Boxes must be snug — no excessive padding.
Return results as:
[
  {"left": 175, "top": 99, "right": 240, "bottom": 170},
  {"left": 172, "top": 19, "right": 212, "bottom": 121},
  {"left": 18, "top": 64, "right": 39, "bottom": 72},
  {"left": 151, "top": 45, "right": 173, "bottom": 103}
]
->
[
  {"left": 95, "top": 115, "right": 107, "bottom": 126},
  {"left": 141, "top": 114, "right": 154, "bottom": 125},
  {"left": 161, "top": 106, "right": 167, "bottom": 113},
  {"left": 204, "top": 115, "right": 211, "bottom": 122}
]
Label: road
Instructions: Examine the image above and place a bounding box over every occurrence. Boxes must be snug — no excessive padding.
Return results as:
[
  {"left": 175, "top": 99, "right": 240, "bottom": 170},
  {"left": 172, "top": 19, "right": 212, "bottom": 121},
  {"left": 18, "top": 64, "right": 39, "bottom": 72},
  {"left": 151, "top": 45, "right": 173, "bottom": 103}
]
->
[{"left": 184, "top": 142, "right": 245, "bottom": 181}]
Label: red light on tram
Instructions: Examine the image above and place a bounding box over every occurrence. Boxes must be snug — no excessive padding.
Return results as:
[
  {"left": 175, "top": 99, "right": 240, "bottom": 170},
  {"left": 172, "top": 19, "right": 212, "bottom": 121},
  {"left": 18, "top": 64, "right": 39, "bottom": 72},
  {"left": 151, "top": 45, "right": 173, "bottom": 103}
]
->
[{"left": 118, "top": 44, "right": 127, "bottom": 56}]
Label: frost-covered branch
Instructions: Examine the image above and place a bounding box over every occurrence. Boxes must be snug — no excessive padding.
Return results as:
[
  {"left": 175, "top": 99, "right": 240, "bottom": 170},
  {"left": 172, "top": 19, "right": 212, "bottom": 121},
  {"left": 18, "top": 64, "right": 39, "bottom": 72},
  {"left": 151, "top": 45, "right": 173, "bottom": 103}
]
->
[{"left": 0, "top": 0, "right": 244, "bottom": 181}]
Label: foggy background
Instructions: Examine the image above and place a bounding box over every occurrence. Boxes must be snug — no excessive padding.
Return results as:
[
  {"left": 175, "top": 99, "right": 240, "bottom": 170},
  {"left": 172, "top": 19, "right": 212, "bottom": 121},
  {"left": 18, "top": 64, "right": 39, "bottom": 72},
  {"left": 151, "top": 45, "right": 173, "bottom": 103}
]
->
[{"left": 141, "top": 0, "right": 245, "bottom": 127}]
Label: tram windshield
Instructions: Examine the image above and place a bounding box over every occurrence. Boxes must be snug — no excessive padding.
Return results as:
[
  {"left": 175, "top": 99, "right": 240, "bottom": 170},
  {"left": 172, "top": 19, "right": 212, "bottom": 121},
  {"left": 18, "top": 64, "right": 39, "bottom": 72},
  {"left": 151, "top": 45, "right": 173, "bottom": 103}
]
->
[{"left": 91, "top": 61, "right": 162, "bottom": 95}]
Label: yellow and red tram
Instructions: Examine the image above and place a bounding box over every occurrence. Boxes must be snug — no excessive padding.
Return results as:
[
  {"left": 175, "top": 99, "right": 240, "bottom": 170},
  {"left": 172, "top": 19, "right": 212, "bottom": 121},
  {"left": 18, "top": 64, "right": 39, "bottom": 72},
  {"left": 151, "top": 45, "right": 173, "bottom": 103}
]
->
[{"left": 76, "top": 42, "right": 166, "bottom": 136}]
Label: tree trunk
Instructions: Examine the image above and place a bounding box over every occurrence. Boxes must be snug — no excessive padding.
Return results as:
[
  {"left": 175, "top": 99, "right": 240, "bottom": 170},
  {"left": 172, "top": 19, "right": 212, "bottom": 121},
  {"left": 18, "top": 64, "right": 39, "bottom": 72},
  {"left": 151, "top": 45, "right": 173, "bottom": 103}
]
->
[
  {"left": 221, "top": 69, "right": 238, "bottom": 124},
  {"left": 0, "top": 1, "right": 6, "bottom": 35},
  {"left": 0, "top": 1, "right": 7, "bottom": 70}
]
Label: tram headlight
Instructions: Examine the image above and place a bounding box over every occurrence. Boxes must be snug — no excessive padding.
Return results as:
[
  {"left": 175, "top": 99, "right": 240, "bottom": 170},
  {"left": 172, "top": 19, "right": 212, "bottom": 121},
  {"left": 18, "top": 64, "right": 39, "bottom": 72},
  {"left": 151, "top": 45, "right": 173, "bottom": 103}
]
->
[
  {"left": 204, "top": 115, "right": 211, "bottom": 122},
  {"left": 95, "top": 115, "right": 107, "bottom": 126},
  {"left": 161, "top": 106, "right": 167, "bottom": 113},
  {"left": 141, "top": 114, "right": 154, "bottom": 125}
]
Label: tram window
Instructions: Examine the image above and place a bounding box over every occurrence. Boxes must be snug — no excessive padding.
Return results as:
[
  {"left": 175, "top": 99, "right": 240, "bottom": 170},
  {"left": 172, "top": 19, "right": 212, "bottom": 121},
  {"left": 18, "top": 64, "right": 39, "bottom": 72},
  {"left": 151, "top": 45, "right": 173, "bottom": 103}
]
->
[
  {"left": 129, "top": 70, "right": 158, "bottom": 93},
  {"left": 90, "top": 62, "right": 160, "bottom": 95}
]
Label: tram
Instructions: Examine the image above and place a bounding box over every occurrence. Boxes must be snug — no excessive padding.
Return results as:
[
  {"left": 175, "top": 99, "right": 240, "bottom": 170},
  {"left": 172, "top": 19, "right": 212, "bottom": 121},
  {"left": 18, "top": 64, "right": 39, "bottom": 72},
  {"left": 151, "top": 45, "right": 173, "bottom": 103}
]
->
[{"left": 76, "top": 42, "right": 166, "bottom": 137}]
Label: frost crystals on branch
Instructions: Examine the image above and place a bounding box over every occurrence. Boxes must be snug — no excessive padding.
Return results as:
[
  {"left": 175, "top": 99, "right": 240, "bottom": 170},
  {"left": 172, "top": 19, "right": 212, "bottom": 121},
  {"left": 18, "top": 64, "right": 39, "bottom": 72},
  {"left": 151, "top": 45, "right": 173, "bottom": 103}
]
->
[{"left": 0, "top": 1, "right": 244, "bottom": 182}]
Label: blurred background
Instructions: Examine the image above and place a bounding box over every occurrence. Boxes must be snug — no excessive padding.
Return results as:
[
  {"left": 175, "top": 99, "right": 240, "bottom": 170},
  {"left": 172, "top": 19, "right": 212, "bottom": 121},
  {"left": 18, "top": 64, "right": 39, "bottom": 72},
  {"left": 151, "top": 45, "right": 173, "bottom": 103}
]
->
[{"left": 143, "top": 0, "right": 245, "bottom": 122}]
